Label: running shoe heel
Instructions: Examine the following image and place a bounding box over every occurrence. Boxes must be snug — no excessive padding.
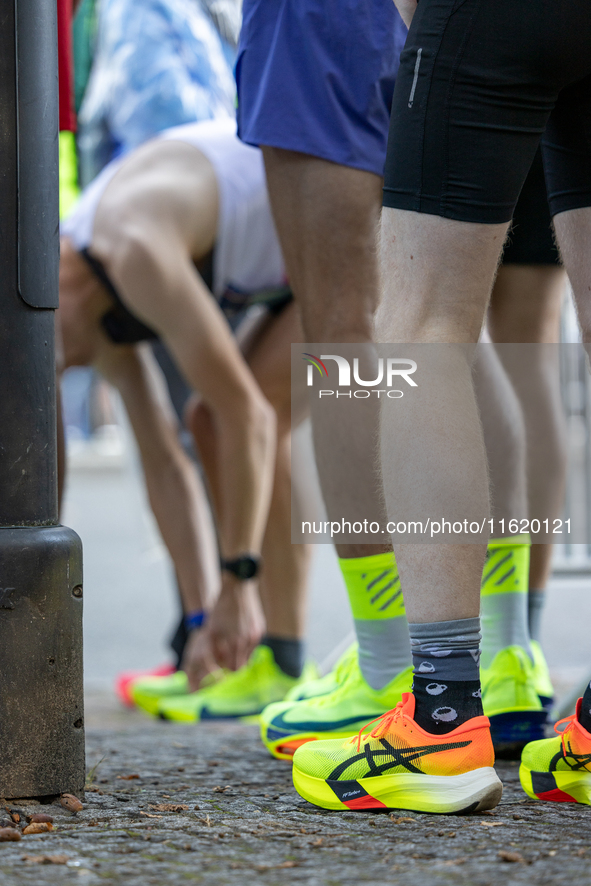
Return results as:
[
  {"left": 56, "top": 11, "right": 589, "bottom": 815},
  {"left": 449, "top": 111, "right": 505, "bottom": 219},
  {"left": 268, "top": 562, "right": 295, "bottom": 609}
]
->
[
  {"left": 490, "top": 710, "right": 547, "bottom": 759},
  {"left": 520, "top": 765, "right": 591, "bottom": 805}
]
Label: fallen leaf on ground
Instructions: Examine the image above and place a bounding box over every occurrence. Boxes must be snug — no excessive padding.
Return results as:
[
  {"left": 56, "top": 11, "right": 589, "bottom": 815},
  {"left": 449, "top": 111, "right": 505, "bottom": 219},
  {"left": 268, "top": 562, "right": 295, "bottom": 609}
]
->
[
  {"left": 139, "top": 812, "right": 162, "bottom": 819},
  {"left": 23, "top": 823, "right": 52, "bottom": 835},
  {"left": 498, "top": 850, "right": 525, "bottom": 863},
  {"left": 390, "top": 816, "right": 415, "bottom": 824},
  {"left": 26, "top": 814, "right": 53, "bottom": 825},
  {"left": 116, "top": 774, "right": 140, "bottom": 780},
  {"left": 312, "top": 838, "right": 323, "bottom": 847},
  {"left": 148, "top": 804, "right": 188, "bottom": 813},
  {"left": 213, "top": 786, "right": 231, "bottom": 793},
  {"left": 481, "top": 821, "right": 505, "bottom": 827},
  {"left": 0, "top": 828, "right": 21, "bottom": 842},
  {"left": 21, "top": 854, "right": 68, "bottom": 865},
  {"left": 85, "top": 787, "right": 103, "bottom": 794},
  {"left": 60, "top": 794, "right": 83, "bottom": 813}
]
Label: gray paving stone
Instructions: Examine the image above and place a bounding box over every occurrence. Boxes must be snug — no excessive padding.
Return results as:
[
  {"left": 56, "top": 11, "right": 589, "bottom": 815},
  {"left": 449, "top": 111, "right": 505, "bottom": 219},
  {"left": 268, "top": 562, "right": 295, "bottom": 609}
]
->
[{"left": 0, "top": 717, "right": 589, "bottom": 885}]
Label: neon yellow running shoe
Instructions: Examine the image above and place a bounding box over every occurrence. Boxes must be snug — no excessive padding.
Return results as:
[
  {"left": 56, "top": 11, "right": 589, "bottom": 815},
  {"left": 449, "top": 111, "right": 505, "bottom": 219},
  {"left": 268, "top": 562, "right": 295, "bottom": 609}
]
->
[
  {"left": 260, "top": 654, "right": 413, "bottom": 760},
  {"left": 530, "top": 639, "right": 554, "bottom": 715},
  {"left": 130, "top": 668, "right": 224, "bottom": 716},
  {"left": 284, "top": 643, "right": 357, "bottom": 702},
  {"left": 520, "top": 700, "right": 591, "bottom": 804},
  {"left": 481, "top": 646, "right": 546, "bottom": 758},
  {"left": 158, "top": 646, "right": 314, "bottom": 723},
  {"left": 292, "top": 693, "right": 502, "bottom": 814},
  {"left": 130, "top": 671, "right": 190, "bottom": 716}
]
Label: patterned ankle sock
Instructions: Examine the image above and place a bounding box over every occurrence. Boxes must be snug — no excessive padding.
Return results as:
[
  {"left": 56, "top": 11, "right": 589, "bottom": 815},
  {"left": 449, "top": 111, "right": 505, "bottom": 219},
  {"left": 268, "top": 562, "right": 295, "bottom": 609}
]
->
[
  {"left": 339, "top": 552, "right": 411, "bottom": 690},
  {"left": 409, "top": 618, "right": 483, "bottom": 735},
  {"left": 481, "top": 535, "right": 533, "bottom": 668}
]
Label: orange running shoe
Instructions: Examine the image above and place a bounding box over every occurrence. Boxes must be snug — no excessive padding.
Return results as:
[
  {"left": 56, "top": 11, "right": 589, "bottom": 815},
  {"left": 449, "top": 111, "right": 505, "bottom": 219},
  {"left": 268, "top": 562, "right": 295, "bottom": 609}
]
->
[
  {"left": 520, "top": 698, "right": 591, "bottom": 804},
  {"left": 115, "top": 664, "right": 176, "bottom": 707},
  {"left": 293, "top": 693, "right": 502, "bottom": 814}
]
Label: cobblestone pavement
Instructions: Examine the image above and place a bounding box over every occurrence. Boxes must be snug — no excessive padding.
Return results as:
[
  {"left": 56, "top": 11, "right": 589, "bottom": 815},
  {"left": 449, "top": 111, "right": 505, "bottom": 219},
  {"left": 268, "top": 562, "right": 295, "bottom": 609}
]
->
[{"left": 2, "top": 710, "right": 591, "bottom": 886}]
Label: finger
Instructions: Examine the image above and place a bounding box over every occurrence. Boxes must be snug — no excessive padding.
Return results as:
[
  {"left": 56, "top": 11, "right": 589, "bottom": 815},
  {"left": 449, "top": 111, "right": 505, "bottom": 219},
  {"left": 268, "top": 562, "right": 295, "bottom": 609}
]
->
[{"left": 215, "top": 636, "right": 232, "bottom": 671}]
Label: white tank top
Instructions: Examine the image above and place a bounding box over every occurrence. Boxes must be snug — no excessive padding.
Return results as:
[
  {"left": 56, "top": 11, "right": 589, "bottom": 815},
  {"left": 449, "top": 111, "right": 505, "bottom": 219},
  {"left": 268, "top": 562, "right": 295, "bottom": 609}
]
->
[{"left": 61, "top": 118, "right": 287, "bottom": 299}]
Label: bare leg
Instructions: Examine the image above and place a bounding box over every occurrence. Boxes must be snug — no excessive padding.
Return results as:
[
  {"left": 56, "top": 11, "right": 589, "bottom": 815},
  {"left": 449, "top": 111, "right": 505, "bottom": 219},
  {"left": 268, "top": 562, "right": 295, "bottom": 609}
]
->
[
  {"left": 244, "top": 304, "right": 311, "bottom": 639},
  {"left": 189, "top": 302, "right": 311, "bottom": 640},
  {"left": 489, "top": 265, "right": 567, "bottom": 588},
  {"left": 262, "top": 148, "right": 390, "bottom": 559},
  {"left": 474, "top": 344, "right": 528, "bottom": 527},
  {"left": 554, "top": 208, "right": 591, "bottom": 344},
  {"left": 376, "top": 209, "right": 509, "bottom": 623}
]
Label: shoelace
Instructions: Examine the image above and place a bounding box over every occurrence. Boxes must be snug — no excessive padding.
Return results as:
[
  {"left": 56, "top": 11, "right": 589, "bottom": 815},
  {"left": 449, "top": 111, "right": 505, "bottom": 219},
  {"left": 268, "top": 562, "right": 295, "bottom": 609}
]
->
[
  {"left": 554, "top": 714, "right": 576, "bottom": 757},
  {"left": 350, "top": 702, "right": 404, "bottom": 752}
]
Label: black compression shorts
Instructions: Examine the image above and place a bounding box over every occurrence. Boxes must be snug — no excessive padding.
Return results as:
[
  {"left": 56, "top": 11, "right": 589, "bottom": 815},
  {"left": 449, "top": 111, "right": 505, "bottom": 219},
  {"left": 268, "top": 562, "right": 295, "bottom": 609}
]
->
[
  {"left": 501, "top": 148, "right": 560, "bottom": 267},
  {"left": 383, "top": 0, "right": 591, "bottom": 225}
]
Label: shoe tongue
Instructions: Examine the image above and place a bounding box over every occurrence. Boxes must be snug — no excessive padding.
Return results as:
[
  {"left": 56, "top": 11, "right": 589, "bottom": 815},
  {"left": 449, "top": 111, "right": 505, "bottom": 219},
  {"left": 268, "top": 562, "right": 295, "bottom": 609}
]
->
[
  {"left": 401, "top": 691, "right": 415, "bottom": 717},
  {"left": 575, "top": 696, "right": 585, "bottom": 728}
]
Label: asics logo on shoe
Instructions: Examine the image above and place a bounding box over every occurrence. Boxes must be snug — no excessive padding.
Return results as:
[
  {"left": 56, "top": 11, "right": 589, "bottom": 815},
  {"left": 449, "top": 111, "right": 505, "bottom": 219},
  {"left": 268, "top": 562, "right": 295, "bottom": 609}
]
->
[
  {"left": 329, "top": 736, "right": 472, "bottom": 779},
  {"left": 554, "top": 740, "right": 591, "bottom": 772}
]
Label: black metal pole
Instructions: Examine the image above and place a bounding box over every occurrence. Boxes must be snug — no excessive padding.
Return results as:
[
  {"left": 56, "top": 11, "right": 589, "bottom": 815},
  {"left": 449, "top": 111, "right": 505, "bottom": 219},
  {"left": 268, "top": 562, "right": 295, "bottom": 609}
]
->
[{"left": 0, "top": 0, "right": 84, "bottom": 797}]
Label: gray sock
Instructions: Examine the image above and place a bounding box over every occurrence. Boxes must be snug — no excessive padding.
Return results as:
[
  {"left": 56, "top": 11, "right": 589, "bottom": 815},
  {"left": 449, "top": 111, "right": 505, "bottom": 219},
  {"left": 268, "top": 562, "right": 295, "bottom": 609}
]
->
[
  {"left": 480, "top": 592, "right": 533, "bottom": 669},
  {"left": 528, "top": 590, "right": 545, "bottom": 643},
  {"left": 356, "top": 616, "right": 412, "bottom": 691}
]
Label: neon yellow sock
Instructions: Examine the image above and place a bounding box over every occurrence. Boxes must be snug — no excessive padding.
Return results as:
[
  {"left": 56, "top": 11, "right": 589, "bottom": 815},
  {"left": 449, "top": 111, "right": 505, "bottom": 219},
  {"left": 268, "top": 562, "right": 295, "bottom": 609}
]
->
[
  {"left": 338, "top": 552, "right": 410, "bottom": 690},
  {"left": 481, "top": 534, "right": 532, "bottom": 668}
]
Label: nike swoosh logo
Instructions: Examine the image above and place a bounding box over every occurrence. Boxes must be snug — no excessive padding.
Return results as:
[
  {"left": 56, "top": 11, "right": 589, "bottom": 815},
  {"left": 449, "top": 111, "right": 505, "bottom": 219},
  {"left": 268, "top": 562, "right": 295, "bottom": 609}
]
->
[
  {"left": 200, "top": 706, "right": 262, "bottom": 721},
  {"left": 267, "top": 710, "right": 379, "bottom": 736}
]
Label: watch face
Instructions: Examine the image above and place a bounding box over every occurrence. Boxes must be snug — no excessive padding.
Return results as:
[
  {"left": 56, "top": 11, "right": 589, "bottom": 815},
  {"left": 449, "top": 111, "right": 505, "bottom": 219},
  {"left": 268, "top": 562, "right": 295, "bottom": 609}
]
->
[
  {"left": 222, "top": 554, "right": 260, "bottom": 579},
  {"left": 237, "top": 557, "right": 258, "bottom": 580}
]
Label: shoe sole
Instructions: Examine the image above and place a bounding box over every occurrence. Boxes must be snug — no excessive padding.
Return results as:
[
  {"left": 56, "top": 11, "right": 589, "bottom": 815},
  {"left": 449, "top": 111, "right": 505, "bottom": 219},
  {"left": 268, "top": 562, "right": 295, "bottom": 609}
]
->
[
  {"left": 159, "top": 709, "right": 262, "bottom": 723},
  {"left": 489, "top": 711, "right": 547, "bottom": 759},
  {"left": 263, "top": 731, "right": 356, "bottom": 761},
  {"left": 262, "top": 728, "right": 364, "bottom": 761},
  {"left": 293, "top": 766, "right": 502, "bottom": 814},
  {"left": 131, "top": 692, "right": 183, "bottom": 717},
  {"left": 519, "top": 764, "right": 591, "bottom": 805}
]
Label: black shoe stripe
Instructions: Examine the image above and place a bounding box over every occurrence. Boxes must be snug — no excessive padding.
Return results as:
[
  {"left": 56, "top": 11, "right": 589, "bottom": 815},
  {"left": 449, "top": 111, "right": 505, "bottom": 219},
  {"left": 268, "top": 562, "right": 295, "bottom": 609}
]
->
[{"left": 328, "top": 738, "right": 471, "bottom": 780}]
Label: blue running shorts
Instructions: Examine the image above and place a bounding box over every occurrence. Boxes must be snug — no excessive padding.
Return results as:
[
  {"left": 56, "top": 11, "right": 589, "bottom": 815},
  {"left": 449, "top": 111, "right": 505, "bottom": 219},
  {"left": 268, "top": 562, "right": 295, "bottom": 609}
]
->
[{"left": 235, "top": 0, "right": 408, "bottom": 177}]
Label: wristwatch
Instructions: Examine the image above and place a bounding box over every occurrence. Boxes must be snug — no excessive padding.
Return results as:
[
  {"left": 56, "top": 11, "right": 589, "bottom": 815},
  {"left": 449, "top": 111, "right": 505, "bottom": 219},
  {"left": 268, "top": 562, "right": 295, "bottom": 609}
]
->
[{"left": 220, "top": 554, "right": 261, "bottom": 580}]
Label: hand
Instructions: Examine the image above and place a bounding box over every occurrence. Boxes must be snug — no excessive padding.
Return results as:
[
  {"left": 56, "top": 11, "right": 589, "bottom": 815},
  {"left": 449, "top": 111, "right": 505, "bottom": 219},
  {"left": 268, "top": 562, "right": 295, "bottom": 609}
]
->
[
  {"left": 207, "top": 576, "right": 266, "bottom": 672},
  {"left": 181, "top": 627, "right": 219, "bottom": 692},
  {"left": 395, "top": 0, "right": 417, "bottom": 27}
]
